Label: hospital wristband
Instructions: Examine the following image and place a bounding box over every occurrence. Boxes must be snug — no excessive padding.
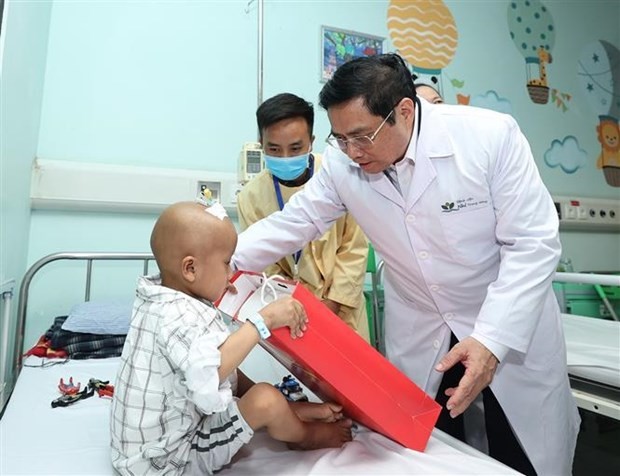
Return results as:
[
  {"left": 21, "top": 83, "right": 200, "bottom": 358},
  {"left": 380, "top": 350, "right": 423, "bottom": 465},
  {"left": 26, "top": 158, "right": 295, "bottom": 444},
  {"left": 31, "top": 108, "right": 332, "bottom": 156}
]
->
[{"left": 247, "top": 313, "right": 271, "bottom": 340}]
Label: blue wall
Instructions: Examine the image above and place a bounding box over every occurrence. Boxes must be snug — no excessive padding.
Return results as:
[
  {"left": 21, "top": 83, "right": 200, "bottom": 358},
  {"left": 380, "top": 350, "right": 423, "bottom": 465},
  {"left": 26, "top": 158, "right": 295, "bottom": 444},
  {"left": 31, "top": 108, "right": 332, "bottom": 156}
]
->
[
  {"left": 1, "top": 0, "right": 618, "bottom": 348},
  {"left": 0, "top": 0, "right": 52, "bottom": 379},
  {"left": 37, "top": 0, "right": 257, "bottom": 170}
]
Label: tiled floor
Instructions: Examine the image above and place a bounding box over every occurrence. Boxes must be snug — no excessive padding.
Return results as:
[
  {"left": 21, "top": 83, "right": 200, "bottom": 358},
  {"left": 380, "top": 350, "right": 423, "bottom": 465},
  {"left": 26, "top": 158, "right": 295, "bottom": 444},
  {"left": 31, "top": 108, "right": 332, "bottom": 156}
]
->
[{"left": 572, "top": 409, "right": 620, "bottom": 475}]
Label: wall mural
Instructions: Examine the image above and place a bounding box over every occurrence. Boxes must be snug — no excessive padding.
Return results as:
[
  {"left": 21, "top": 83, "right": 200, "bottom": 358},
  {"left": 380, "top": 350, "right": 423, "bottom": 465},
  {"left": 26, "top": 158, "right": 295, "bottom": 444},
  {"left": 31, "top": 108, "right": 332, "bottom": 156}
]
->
[
  {"left": 386, "top": 0, "right": 619, "bottom": 188},
  {"left": 386, "top": 0, "right": 459, "bottom": 100},
  {"left": 578, "top": 40, "right": 620, "bottom": 187},
  {"left": 543, "top": 136, "right": 589, "bottom": 175},
  {"left": 507, "top": 0, "right": 554, "bottom": 105},
  {"left": 507, "top": 0, "right": 572, "bottom": 112},
  {"left": 469, "top": 91, "right": 513, "bottom": 115},
  {"left": 387, "top": 0, "right": 514, "bottom": 115}
]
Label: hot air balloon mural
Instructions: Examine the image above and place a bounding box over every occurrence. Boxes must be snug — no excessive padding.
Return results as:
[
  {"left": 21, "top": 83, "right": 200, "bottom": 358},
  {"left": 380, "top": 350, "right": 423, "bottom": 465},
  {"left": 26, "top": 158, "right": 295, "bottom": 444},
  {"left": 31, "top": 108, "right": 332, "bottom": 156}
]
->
[
  {"left": 387, "top": 0, "right": 458, "bottom": 99},
  {"left": 578, "top": 40, "right": 620, "bottom": 187},
  {"left": 507, "top": 0, "right": 555, "bottom": 105}
]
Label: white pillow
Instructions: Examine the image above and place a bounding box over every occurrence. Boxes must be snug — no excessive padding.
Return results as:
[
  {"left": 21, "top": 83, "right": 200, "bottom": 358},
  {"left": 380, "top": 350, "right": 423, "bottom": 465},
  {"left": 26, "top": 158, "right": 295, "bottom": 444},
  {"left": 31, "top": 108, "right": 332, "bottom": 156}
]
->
[{"left": 61, "top": 300, "right": 133, "bottom": 335}]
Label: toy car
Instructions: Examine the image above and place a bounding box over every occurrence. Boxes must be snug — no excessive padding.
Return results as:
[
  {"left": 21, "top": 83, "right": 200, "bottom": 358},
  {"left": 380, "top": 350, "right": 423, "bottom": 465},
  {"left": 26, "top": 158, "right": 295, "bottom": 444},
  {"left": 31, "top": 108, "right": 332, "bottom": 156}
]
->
[
  {"left": 51, "top": 377, "right": 114, "bottom": 407},
  {"left": 58, "top": 377, "right": 81, "bottom": 395},
  {"left": 88, "top": 378, "right": 114, "bottom": 398},
  {"left": 51, "top": 386, "right": 94, "bottom": 408},
  {"left": 274, "top": 375, "right": 308, "bottom": 402}
]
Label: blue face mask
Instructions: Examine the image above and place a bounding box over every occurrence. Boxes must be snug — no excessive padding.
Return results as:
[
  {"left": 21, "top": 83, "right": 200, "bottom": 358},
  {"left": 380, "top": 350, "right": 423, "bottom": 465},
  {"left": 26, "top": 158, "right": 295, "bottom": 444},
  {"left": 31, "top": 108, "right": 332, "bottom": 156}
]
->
[{"left": 264, "top": 152, "right": 310, "bottom": 181}]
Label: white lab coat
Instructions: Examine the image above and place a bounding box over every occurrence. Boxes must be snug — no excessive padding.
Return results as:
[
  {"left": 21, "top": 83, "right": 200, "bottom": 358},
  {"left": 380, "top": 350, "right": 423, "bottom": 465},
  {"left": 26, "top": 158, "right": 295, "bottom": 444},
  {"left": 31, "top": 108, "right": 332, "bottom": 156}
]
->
[{"left": 234, "top": 100, "right": 580, "bottom": 475}]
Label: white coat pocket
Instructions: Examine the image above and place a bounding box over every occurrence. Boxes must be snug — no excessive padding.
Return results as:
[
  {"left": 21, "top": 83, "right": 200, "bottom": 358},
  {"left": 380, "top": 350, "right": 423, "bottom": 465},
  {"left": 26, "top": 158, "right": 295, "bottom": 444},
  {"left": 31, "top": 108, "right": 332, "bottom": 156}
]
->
[{"left": 438, "top": 205, "right": 498, "bottom": 265}]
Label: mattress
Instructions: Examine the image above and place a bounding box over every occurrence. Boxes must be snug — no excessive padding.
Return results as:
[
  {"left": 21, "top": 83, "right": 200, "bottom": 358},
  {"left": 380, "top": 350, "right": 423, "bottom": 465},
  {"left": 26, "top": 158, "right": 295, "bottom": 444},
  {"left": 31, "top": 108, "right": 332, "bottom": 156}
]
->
[
  {"left": 0, "top": 357, "right": 121, "bottom": 475},
  {"left": 0, "top": 350, "right": 519, "bottom": 475},
  {"left": 562, "top": 313, "right": 620, "bottom": 389}
]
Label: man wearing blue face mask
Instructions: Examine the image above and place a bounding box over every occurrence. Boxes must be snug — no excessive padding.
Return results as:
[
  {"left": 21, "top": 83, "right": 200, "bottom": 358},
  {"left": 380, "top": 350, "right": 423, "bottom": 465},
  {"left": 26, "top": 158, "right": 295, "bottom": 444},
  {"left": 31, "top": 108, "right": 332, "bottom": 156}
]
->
[{"left": 237, "top": 93, "right": 369, "bottom": 341}]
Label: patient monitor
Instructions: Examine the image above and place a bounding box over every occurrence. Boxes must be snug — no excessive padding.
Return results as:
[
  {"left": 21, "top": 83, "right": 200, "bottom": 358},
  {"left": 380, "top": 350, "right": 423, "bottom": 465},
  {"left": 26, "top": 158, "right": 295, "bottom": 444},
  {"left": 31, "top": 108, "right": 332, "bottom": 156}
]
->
[{"left": 238, "top": 142, "right": 264, "bottom": 184}]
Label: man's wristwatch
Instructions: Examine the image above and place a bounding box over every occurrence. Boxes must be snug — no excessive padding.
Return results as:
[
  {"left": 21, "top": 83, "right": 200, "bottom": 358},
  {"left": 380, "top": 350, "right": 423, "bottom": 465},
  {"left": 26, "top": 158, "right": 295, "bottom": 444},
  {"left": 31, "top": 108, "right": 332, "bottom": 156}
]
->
[{"left": 246, "top": 313, "right": 271, "bottom": 339}]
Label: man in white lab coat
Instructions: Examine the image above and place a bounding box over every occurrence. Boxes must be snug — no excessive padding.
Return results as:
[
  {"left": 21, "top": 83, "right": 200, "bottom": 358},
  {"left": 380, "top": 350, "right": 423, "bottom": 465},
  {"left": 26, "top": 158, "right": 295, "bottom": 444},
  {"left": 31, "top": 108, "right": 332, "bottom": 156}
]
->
[{"left": 233, "top": 53, "right": 580, "bottom": 475}]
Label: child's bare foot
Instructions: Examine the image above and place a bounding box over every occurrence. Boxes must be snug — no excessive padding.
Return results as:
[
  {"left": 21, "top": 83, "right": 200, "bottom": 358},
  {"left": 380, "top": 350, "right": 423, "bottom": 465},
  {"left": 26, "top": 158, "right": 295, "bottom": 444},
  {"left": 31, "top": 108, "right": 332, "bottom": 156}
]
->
[
  {"left": 287, "top": 419, "right": 353, "bottom": 450},
  {"left": 290, "top": 401, "right": 343, "bottom": 422}
]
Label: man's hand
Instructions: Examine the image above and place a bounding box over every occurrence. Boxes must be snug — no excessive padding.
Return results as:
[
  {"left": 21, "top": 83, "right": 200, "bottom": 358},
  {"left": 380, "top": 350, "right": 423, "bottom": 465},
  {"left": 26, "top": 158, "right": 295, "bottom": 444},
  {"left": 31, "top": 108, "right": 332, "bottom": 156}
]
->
[{"left": 434, "top": 337, "right": 498, "bottom": 418}]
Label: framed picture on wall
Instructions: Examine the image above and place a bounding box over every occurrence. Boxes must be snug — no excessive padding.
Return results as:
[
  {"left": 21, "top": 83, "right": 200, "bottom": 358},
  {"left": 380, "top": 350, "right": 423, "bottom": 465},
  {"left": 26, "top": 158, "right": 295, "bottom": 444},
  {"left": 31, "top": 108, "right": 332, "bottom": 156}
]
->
[{"left": 321, "top": 26, "right": 384, "bottom": 82}]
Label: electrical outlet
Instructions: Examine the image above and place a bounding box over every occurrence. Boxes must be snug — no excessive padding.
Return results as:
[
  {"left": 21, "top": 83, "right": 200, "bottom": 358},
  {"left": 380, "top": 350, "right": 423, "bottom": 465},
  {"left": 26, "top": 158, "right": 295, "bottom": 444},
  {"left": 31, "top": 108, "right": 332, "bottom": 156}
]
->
[
  {"left": 554, "top": 196, "right": 620, "bottom": 231},
  {"left": 197, "top": 181, "right": 221, "bottom": 201}
]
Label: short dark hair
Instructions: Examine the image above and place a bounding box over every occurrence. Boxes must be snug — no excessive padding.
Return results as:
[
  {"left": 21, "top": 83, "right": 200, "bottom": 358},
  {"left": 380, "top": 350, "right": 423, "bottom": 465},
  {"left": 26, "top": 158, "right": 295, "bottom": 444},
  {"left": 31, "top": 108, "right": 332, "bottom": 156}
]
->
[
  {"left": 256, "top": 93, "right": 314, "bottom": 139},
  {"left": 319, "top": 53, "right": 416, "bottom": 124}
]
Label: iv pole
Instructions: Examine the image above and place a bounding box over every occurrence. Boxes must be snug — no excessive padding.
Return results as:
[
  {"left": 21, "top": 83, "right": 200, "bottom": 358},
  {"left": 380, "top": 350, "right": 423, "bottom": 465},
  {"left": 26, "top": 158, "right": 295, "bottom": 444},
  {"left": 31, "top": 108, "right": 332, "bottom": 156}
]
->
[{"left": 246, "top": 0, "right": 263, "bottom": 110}]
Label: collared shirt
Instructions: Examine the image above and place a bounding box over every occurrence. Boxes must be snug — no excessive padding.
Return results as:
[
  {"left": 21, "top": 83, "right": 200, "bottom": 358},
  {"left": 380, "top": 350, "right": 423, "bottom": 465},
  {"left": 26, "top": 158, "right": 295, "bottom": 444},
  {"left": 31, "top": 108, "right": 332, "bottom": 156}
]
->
[
  {"left": 110, "top": 275, "right": 234, "bottom": 474},
  {"left": 384, "top": 107, "right": 509, "bottom": 362},
  {"left": 384, "top": 102, "right": 420, "bottom": 197}
]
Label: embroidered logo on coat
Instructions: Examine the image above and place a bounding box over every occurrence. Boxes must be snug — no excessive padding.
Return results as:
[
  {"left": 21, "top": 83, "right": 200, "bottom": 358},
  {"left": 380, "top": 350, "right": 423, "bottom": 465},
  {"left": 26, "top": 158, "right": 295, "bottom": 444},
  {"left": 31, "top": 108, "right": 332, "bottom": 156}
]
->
[
  {"left": 441, "top": 197, "right": 489, "bottom": 213},
  {"left": 441, "top": 202, "right": 456, "bottom": 212}
]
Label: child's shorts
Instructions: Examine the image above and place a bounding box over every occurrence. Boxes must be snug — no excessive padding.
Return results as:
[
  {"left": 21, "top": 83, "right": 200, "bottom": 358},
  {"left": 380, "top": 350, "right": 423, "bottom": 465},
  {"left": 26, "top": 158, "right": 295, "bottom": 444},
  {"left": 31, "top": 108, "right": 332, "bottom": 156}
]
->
[{"left": 187, "top": 399, "right": 254, "bottom": 474}]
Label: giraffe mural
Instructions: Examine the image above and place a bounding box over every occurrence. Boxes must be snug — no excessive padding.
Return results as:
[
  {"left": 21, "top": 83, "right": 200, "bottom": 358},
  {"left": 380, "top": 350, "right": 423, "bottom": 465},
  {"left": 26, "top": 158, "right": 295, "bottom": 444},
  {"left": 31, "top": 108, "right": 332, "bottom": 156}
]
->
[
  {"left": 507, "top": 0, "right": 556, "bottom": 105},
  {"left": 526, "top": 47, "right": 553, "bottom": 103}
]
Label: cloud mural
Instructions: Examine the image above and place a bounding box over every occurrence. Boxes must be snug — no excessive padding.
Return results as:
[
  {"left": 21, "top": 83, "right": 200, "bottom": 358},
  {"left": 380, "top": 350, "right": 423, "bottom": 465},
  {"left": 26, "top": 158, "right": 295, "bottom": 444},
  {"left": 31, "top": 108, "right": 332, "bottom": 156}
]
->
[
  {"left": 470, "top": 91, "right": 514, "bottom": 115},
  {"left": 544, "top": 136, "right": 588, "bottom": 174}
]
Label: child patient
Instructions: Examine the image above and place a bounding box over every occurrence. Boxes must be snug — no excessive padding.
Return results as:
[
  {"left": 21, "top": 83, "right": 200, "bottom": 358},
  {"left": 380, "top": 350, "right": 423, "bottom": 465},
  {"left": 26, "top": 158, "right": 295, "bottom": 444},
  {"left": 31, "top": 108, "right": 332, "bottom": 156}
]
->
[{"left": 110, "top": 201, "right": 353, "bottom": 475}]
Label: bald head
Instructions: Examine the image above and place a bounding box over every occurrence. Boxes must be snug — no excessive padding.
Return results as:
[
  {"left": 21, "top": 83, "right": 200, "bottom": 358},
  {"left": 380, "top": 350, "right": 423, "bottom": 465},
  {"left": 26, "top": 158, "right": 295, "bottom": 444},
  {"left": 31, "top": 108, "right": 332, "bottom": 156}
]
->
[{"left": 151, "top": 201, "right": 237, "bottom": 286}]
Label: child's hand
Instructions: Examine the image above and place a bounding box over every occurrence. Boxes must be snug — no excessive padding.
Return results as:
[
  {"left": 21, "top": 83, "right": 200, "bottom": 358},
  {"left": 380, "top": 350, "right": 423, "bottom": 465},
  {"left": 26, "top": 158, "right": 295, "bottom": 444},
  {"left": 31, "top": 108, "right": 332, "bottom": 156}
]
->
[{"left": 259, "top": 296, "right": 308, "bottom": 338}]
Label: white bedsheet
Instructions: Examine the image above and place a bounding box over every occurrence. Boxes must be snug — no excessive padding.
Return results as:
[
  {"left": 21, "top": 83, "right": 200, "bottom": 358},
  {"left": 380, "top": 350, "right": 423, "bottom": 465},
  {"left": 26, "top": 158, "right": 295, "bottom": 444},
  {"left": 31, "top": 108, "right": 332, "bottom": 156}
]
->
[
  {"left": 1, "top": 353, "right": 518, "bottom": 475},
  {"left": 1, "top": 357, "right": 120, "bottom": 475},
  {"left": 562, "top": 313, "right": 620, "bottom": 389}
]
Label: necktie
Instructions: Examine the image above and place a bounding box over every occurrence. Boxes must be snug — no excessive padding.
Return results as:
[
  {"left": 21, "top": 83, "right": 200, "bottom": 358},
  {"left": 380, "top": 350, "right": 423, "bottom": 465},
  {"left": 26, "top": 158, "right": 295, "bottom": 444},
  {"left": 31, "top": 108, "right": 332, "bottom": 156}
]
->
[{"left": 384, "top": 166, "right": 402, "bottom": 196}]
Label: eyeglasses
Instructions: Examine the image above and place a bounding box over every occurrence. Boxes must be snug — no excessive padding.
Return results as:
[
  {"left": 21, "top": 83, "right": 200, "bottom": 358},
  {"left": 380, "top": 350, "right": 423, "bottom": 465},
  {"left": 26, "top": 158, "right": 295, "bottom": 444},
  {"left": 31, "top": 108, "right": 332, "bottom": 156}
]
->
[{"left": 326, "top": 109, "right": 394, "bottom": 152}]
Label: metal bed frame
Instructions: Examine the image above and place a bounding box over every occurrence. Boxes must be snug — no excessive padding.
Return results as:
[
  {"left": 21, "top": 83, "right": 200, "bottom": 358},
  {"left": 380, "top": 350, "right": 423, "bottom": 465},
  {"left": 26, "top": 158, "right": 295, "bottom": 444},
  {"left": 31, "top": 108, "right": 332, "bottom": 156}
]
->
[
  {"left": 555, "top": 272, "right": 620, "bottom": 421},
  {"left": 5, "top": 256, "right": 618, "bottom": 419},
  {"left": 3, "top": 252, "right": 154, "bottom": 412},
  {"left": 568, "top": 375, "right": 620, "bottom": 421}
]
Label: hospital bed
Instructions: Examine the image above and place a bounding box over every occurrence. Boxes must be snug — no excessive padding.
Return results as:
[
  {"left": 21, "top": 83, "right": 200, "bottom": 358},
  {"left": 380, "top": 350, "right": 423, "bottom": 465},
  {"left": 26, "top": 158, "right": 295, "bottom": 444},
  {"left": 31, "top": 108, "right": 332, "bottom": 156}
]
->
[
  {"left": 0, "top": 252, "right": 519, "bottom": 475},
  {"left": 557, "top": 272, "right": 620, "bottom": 422}
]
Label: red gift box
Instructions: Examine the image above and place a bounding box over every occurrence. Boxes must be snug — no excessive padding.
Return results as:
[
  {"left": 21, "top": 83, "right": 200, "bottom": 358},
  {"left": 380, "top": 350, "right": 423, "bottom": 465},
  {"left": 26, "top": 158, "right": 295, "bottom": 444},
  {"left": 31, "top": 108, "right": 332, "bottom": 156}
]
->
[{"left": 217, "top": 271, "right": 441, "bottom": 451}]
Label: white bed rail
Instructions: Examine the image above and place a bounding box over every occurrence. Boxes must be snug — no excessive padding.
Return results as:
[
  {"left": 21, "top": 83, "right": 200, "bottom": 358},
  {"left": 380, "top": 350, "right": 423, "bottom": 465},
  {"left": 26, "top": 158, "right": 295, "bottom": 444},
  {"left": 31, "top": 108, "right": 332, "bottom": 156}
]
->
[
  {"left": 6, "top": 252, "right": 154, "bottom": 412},
  {"left": 554, "top": 272, "right": 620, "bottom": 321},
  {"left": 554, "top": 272, "right": 620, "bottom": 287},
  {"left": 366, "top": 269, "right": 620, "bottom": 353}
]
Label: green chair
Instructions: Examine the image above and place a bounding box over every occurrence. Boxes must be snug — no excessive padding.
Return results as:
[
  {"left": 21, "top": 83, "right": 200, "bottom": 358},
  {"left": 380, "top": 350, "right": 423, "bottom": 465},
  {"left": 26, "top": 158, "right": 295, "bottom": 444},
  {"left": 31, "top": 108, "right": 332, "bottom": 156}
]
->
[
  {"left": 364, "top": 243, "right": 385, "bottom": 353},
  {"left": 594, "top": 277, "right": 619, "bottom": 321}
]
